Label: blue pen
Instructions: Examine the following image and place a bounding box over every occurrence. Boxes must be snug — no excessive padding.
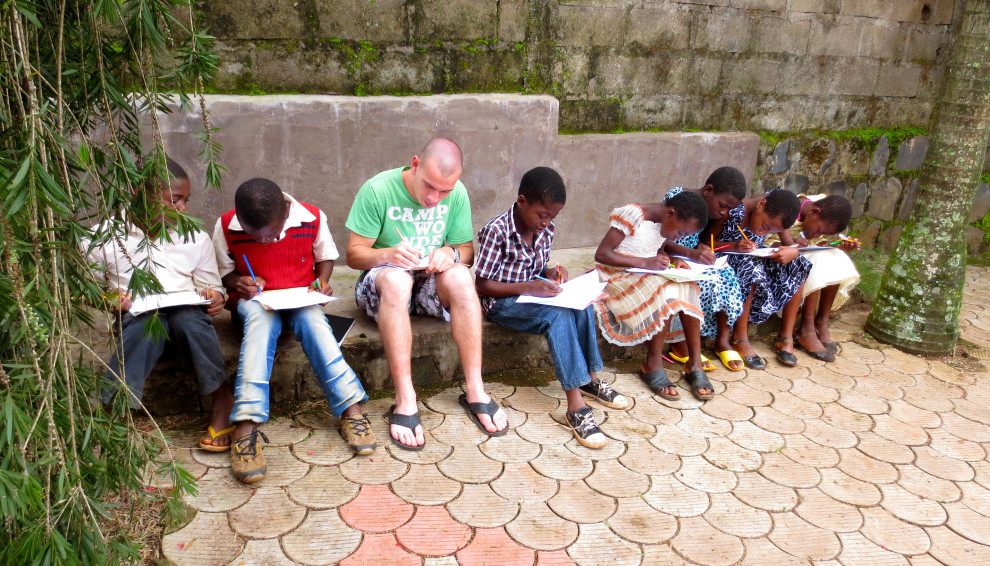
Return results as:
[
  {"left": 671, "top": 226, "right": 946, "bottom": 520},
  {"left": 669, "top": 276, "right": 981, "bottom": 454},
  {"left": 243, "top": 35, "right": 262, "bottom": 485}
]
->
[
  {"left": 534, "top": 275, "right": 560, "bottom": 286},
  {"left": 242, "top": 255, "right": 263, "bottom": 294}
]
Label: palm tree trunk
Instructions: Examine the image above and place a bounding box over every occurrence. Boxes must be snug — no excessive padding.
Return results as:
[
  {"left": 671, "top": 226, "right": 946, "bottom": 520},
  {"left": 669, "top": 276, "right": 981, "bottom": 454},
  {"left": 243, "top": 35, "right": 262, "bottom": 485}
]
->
[{"left": 865, "top": 0, "right": 990, "bottom": 355}]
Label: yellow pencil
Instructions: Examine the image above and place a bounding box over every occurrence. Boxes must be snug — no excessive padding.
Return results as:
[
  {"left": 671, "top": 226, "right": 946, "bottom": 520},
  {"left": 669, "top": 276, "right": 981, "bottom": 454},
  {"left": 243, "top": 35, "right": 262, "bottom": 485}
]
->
[
  {"left": 737, "top": 225, "right": 750, "bottom": 241},
  {"left": 710, "top": 235, "right": 714, "bottom": 250},
  {"left": 394, "top": 226, "right": 410, "bottom": 246}
]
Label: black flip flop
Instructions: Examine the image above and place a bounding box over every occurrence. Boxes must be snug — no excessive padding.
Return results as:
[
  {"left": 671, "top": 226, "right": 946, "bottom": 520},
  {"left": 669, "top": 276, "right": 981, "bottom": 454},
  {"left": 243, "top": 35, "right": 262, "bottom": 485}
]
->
[
  {"left": 640, "top": 365, "right": 679, "bottom": 401},
  {"left": 733, "top": 339, "right": 766, "bottom": 370},
  {"left": 683, "top": 370, "right": 715, "bottom": 401},
  {"left": 823, "top": 342, "right": 840, "bottom": 355},
  {"left": 385, "top": 405, "right": 425, "bottom": 451},
  {"left": 773, "top": 337, "right": 799, "bottom": 367},
  {"left": 458, "top": 393, "right": 508, "bottom": 437}
]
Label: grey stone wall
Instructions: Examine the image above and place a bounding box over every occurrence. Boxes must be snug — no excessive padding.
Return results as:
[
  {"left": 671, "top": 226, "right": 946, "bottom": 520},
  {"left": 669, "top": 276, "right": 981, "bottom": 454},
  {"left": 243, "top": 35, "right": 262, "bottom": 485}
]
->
[
  {"left": 198, "top": 0, "right": 960, "bottom": 133},
  {"left": 159, "top": 94, "right": 758, "bottom": 251},
  {"left": 754, "top": 133, "right": 990, "bottom": 254}
]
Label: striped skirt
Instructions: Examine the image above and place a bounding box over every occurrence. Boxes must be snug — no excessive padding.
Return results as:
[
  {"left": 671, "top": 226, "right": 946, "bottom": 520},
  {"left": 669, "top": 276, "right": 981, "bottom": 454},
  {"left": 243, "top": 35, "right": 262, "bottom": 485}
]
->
[{"left": 594, "top": 265, "right": 704, "bottom": 347}]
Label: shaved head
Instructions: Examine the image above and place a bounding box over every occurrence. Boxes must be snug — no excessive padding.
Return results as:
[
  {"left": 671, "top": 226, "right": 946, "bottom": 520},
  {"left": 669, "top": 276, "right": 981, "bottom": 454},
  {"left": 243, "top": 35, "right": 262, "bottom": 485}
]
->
[{"left": 419, "top": 138, "right": 463, "bottom": 177}]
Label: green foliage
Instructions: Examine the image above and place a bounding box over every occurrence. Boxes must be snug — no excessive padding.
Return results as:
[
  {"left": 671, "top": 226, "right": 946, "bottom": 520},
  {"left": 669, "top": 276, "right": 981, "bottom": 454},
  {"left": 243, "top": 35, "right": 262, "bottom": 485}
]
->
[{"left": 0, "top": 1, "right": 222, "bottom": 563}]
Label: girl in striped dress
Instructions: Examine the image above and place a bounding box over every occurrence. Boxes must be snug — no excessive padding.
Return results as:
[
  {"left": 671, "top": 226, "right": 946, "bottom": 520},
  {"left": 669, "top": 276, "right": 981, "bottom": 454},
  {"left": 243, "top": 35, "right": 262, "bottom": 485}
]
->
[{"left": 594, "top": 191, "right": 714, "bottom": 401}]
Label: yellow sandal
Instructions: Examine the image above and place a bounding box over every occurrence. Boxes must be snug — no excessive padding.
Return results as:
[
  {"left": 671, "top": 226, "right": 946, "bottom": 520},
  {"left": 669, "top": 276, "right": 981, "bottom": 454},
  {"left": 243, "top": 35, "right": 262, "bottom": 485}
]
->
[
  {"left": 715, "top": 350, "right": 745, "bottom": 372},
  {"left": 668, "top": 351, "right": 716, "bottom": 372},
  {"left": 199, "top": 424, "right": 236, "bottom": 452}
]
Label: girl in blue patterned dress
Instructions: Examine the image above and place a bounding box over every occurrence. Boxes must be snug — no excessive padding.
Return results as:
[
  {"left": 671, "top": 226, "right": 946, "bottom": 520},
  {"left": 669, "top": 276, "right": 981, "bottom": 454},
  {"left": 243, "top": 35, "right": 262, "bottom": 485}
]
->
[
  {"left": 711, "top": 188, "right": 811, "bottom": 370},
  {"left": 661, "top": 167, "right": 748, "bottom": 372}
]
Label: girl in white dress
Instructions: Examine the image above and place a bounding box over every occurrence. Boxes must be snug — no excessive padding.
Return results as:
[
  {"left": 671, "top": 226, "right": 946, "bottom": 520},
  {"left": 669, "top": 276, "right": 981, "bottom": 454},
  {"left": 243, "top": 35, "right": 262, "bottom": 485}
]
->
[{"left": 593, "top": 191, "right": 714, "bottom": 401}]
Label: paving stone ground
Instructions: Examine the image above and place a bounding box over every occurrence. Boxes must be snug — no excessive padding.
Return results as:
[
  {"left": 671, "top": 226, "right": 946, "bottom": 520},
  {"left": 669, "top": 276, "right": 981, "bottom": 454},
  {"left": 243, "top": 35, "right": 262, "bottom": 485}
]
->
[{"left": 160, "top": 266, "right": 990, "bottom": 565}]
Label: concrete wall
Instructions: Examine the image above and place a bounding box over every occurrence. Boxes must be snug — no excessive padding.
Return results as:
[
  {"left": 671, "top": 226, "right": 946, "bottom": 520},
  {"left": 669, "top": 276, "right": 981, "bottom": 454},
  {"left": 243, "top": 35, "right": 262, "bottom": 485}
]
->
[
  {"left": 198, "top": 0, "right": 960, "bottom": 133},
  {"left": 159, "top": 94, "right": 759, "bottom": 251}
]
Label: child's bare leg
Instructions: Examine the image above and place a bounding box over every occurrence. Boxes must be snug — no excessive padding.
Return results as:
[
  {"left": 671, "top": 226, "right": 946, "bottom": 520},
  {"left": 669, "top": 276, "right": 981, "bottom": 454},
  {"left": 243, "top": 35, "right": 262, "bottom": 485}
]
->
[
  {"left": 645, "top": 333, "right": 677, "bottom": 398},
  {"left": 680, "top": 314, "right": 712, "bottom": 396},
  {"left": 731, "top": 285, "right": 757, "bottom": 358},
  {"left": 564, "top": 387, "right": 588, "bottom": 413},
  {"left": 794, "top": 284, "right": 826, "bottom": 353},
  {"left": 203, "top": 382, "right": 235, "bottom": 448},
  {"left": 714, "top": 312, "right": 733, "bottom": 353},
  {"left": 800, "top": 289, "right": 821, "bottom": 340},
  {"left": 815, "top": 284, "right": 840, "bottom": 344},
  {"left": 776, "top": 285, "right": 804, "bottom": 355}
]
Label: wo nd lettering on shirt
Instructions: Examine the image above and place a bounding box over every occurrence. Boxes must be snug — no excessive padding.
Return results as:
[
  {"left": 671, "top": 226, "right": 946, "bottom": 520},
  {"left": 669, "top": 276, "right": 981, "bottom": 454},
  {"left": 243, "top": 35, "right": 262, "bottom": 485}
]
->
[{"left": 387, "top": 203, "right": 453, "bottom": 256}]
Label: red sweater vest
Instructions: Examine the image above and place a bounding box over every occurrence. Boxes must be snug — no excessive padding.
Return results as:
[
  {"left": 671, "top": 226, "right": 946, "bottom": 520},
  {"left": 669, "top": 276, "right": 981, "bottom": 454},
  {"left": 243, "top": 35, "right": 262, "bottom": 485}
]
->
[{"left": 221, "top": 202, "right": 321, "bottom": 291}]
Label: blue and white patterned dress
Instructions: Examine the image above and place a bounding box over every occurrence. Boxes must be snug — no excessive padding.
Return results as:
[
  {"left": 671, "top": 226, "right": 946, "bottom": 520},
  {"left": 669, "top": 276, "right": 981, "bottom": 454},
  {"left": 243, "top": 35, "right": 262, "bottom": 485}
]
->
[
  {"left": 717, "top": 193, "right": 812, "bottom": 325},
  {"left": 663, "top": 187, "right": 745, "bottom": 339}
]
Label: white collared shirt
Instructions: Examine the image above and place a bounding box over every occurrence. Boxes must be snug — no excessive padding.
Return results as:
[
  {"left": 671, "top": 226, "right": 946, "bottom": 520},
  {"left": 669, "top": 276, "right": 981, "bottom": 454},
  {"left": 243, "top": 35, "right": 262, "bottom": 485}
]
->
[
  {"left": 212, "top": 192, "right": 339, "bottom": 278},
  {"left": 87, "top": 221, "right": 223, "bottom": 294}
]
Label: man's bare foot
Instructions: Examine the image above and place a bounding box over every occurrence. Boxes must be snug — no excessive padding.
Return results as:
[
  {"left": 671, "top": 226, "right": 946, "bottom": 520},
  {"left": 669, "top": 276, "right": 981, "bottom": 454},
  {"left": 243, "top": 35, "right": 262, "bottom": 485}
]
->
[
  {"left": 389, "top": 398, "right": 425, "bottom": 449},
  {"left": 463, "top": 388, "right": 508, "bottom": 434}
]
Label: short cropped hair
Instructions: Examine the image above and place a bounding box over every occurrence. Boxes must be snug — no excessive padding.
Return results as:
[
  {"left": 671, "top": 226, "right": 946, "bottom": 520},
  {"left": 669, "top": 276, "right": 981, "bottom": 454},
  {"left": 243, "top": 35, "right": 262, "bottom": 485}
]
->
[
  {"left": 166, "top": 159, "right": 188, "bottom": 182},
  {"left": 815, "top": 195, "right": 853, "bottom": 233},
  {"left": 234, "top": 178, "right": 287, "bottom": 229},
  {"left": 763, "top": 189, "right": 801, "bottom": 229},
  {"left": 706, "top": 166, "right": 747, "bottom": 200},
  {"left": 666, "top": 190, "right": 709, "bottom": 230},
  {"left": 518, "top": 167, "right": 566, "bottom": 205}
]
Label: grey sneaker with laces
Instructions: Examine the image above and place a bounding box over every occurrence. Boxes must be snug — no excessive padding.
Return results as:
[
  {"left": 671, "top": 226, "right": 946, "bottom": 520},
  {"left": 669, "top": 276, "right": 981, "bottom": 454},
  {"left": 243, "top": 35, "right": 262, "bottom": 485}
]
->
[
  {"left": 565, "top": 406, "right": 607, "bottom": 449},
  {"left": 579, "top": 378, "right": 631, "bottom": 410}
]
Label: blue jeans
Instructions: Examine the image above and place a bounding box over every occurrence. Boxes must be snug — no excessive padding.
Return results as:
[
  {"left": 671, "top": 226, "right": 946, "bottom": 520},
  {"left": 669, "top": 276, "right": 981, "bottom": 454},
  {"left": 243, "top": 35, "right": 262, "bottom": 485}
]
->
[
  {"left": 231, "top": 300, "right": 368, "bottom": 423},
  {"left": 487, "top": 297, "right": 603, "bottom": 391}
]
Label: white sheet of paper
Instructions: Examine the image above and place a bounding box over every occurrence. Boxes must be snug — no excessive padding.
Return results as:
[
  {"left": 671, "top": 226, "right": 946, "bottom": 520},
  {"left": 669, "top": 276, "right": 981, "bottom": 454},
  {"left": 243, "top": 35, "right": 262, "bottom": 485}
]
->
[
  {"left": 798, "top": 246, "right": 837, "bottom": 251},
  {"left": 129, "top": 291, "right": 210, "bottom": 316},
  {"left": 251, "top": 287, "right": 336, "bottom": 310},
  {"left": 516, "top": 271, "right": 607, "bottom": 310},
  {"left": 628, "top": 256, "right": 729, "bottom": 280},
  {"left": 719, "top": 247, "right": 779, "bottom": 257}
]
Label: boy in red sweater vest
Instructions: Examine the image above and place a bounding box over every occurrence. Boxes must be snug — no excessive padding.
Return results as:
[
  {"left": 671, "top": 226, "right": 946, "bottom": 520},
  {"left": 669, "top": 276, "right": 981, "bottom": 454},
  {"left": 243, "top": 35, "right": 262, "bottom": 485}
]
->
[{"left": 213, "top": 178, "right": 373, "bottom": 483}]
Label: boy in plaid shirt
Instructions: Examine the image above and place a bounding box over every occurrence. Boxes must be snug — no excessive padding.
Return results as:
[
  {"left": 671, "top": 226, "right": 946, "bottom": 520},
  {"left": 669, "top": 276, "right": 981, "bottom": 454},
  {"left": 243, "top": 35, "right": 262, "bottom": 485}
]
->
[{"left": 475, "top": 167, "right": 630, "bottom": 449}]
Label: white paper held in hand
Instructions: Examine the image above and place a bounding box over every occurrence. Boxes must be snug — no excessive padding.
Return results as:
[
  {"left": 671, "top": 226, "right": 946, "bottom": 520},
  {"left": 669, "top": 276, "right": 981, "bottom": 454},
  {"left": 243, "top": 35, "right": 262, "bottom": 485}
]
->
[
  {"left": 251, "top": 287, "right": 337, "bottom": 310},
  {"left": 129, "top": 291, "right": 210, "bottom": 316},
  {"left": 516, "top": 271, "right": 607, "bottom": 310}
]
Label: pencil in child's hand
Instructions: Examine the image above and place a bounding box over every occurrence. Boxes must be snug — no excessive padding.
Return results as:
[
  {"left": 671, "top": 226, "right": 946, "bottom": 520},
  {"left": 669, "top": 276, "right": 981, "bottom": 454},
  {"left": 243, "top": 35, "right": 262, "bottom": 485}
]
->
[
  {"left": 534, "top": 275, "right": 560, "bottom": 287},
  {"left": 394, "top": 226, "right": 409, "bottom": 245},
  {"left": 710, "top": 235, "right": 714, "bottom": 250},
  {"left": 737, "top": 225, "right": 750, "bottom": 241},
  {"left": 713, "top": 244, "right": 730, "bottom": 252}
]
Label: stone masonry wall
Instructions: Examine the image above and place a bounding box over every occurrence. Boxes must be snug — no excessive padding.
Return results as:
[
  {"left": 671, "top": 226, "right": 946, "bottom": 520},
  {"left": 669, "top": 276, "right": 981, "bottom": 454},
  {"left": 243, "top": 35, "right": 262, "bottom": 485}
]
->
[
  {"left": 160, "top": 94, "right": 758, "bottom": 251},
  {"left": 754, "top": 133, "right": 990, "bottom": 254},
  {"left": 198, "top": 0, "right": 960, "bottom": 133}
]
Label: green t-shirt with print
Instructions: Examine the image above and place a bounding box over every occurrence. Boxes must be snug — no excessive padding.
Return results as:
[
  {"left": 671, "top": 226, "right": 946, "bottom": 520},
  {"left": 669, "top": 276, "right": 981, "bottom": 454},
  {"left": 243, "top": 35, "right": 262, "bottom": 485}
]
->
[{"left": 345, "top": 166, "right": 473, "bottom": 257}]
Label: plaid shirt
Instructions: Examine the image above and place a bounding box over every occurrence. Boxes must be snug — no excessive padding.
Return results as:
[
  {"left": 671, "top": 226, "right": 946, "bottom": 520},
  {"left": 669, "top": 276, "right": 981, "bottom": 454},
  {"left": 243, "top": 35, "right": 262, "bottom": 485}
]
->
[{"left": 475, "top": 204, "right": 555, "bottom": 314}]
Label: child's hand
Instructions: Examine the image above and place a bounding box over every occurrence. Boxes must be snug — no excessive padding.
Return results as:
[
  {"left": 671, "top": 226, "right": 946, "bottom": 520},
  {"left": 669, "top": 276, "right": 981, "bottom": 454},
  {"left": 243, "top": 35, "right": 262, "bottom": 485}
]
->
[
  {"left": 387, "top": 242, "right": 423, "bottom": 269},
  {"left": 236, "top": 275, "right": 265, "bottom": 300},
  {"left": 837, "top": 239, "right": 861, "bottom": 252},
  {"left": 796, "top": 237, "right": 810, "bottom": 248},
  {"left": 641, "top": 254, "right": 671, "bottom": 270},
  {"left": 770, "top": 246, "right": 799, "bottom": 264},
  {"left": 690, "top": 247, "right": 716, "bottom": 265},
  {"left": 545, "top": 265, "right": 569, "bottom": 283},
  {"left": 310, "top": 279, "right": 334, "bottom": 296},
  {"left": 737, "top": 240, "right": 757, "bottom": 253},
  {"left": 201, "top": 288, "right": 225, "bottom": 316},
  {"left": 527, "top": 279, "right": 563, "bottom": 297},
  {"left": 109, "top": 288, "right": 132, "bottom": 312}
]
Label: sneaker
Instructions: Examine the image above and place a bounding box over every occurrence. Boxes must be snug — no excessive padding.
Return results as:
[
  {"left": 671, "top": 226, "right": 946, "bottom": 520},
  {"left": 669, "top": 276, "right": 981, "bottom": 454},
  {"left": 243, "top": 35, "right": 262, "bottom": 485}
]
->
[
  {"left": 340, "top": 413, "right": 377, "bottom": 455},
  {"left": 579, "top": 379, "right": 631, "bottom": 410},
  {"left": 230, "top": 429, "right": 269, "bottom": 484},
  {"left": 565, "top": 406, "right": 607, "bottom": 449}
]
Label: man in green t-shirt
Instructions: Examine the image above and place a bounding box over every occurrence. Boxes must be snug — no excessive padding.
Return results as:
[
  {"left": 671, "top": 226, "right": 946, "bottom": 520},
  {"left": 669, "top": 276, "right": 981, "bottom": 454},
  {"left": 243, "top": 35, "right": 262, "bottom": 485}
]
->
[{"left": 345, "top": 138, "right": 508, "bottom": 451}]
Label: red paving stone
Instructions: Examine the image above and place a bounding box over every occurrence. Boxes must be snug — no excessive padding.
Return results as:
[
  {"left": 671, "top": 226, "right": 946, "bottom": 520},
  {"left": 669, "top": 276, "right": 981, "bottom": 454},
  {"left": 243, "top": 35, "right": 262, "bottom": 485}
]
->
[
  {"left": 339, "top": 484, "right": 415, "bottom": 532},
  {"left": 340, "top": 533, "right": 421, "bottom": 566},
  {"left": 457, "top": 527, "right": 536, "bottom": 566},
  {"left": 537, "top": 549, "right": 578, "bottom": 565},
  {"left": 395, "top": 505, "right": 472, "bottom": 556}
]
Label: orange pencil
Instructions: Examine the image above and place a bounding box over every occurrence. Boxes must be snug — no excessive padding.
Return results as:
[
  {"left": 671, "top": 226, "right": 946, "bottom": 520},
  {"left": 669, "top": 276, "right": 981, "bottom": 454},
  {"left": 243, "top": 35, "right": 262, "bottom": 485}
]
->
[{"left": 737, "top": 225, "right": 750, "bottom": 241}]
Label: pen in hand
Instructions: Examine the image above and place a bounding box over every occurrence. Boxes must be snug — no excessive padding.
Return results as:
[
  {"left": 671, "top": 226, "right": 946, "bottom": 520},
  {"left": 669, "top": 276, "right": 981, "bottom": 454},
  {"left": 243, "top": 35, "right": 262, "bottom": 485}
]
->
[
  {"left": 535, "top": 275, "right": 560, "bottom": 287},
  {"left": 242, "top": 254, "right": 264, "bottom": 295}
]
